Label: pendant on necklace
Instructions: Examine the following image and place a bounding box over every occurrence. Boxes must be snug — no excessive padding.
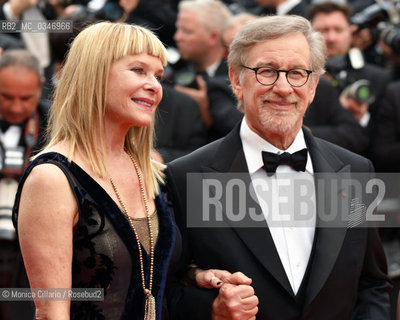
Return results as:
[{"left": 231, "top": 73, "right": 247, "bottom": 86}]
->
[{"left": 144, "top": 291, "right": 156, "bottom": 320}]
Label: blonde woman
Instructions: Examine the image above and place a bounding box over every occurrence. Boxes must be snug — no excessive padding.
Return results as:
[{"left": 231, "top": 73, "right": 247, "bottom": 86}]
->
[{"left": 12, "top": 22, "right": 175, "bottom": 320}]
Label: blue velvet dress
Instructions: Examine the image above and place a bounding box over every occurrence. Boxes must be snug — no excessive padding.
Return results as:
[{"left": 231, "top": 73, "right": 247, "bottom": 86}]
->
[{"left": 12, "top": 152, "right": 176, "bottom": 320}]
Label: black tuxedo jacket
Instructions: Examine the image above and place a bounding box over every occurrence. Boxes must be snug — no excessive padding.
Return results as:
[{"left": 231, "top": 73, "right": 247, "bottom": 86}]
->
[{"left": 165, "top": 122, "right": 391, "bottom": 320}]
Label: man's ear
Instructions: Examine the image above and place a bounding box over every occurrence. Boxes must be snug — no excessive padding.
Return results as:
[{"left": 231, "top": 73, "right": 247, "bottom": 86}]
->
[
  {"left": 36, "top": 76, "right": 45, "bottom": 99},
  {"left": 229, "top": 67, "right": 243, "bottom": 100},
  {"left": 209, "top": 30, "right": 221, "bottom": 47}
]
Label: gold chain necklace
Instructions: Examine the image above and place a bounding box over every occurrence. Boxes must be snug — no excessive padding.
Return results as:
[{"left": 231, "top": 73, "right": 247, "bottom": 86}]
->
[{"left": 109, "top": 152, "right": 155, "bottom": 320}]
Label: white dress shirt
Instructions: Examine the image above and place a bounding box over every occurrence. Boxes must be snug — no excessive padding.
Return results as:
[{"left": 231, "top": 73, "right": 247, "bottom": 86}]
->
[
  {"left": 0, "top": 125, "right": 21, "bottom": 148},
  {"left": 240, "top": 118, "right": 316, "bottom": 294},
  {"left": 205, "top": 60, "right": 222, "bottom": 78}
]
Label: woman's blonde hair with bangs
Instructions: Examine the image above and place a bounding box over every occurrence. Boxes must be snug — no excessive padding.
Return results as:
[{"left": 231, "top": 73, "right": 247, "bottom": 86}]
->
[{"left": 46, "top": 21, "right": 168, "bottom": 198}]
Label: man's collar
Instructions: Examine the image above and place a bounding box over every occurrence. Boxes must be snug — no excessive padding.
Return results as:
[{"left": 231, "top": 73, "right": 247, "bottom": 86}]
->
[
  {"left": 240, "top": 118, "right": 310, "bottom": 174},
  {"left": 205, "top": 60, "right": 223, "bottom": 78}
]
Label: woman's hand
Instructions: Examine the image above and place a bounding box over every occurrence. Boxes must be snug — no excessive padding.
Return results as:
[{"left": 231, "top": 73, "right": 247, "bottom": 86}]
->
[
  {"left": 195, "top": 269, "right": 232, "bottom": 289},
  {"left": 195, "top": 269, "right": 253, "bottom": 289}
]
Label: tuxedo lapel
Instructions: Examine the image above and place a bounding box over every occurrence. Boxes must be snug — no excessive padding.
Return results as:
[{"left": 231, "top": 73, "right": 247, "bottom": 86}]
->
[
  {"left": 302, "top": 129, "right": 351, "bottom": 307},
  {"left": 202, "top": 122, "right": 294, "bottom": 296},
  {"left": 233, "top": 226, "right": 294, "bottom": 295}
]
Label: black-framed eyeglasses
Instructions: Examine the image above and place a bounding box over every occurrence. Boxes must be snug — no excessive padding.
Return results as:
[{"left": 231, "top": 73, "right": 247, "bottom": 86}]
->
[{"left": 241, "top": 65, "right": 313, "bottom": 87}]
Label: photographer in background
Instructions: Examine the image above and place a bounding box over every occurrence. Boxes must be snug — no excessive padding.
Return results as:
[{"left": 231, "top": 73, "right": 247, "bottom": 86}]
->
[
  {"left": 374, "top": 23, "right": 400, "bottom": 80},
  {"left": 309, "top": 1, "right": 391, "bottom": 136},
  {"left": 0, "top": 49, "right": 48, "bottom": 320},
  {"left": 169, "top": 0, "right": 234, "bottom": 141}
]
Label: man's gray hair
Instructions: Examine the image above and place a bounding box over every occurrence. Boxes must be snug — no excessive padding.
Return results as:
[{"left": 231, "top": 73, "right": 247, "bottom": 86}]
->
[
  {"left": 228, "top": 15, "right": 326, "bottom": 75},
  {"left": 178, "top": 0, "right": 232, "bottom": 33},
  {"left": 0, "top": 49, "right": 43, "bottom": 78}
]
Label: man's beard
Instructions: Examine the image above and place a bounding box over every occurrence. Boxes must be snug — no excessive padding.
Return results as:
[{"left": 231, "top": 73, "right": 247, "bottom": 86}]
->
[{"left": 258, "top": 98, "right": 302, "bottom": 135}]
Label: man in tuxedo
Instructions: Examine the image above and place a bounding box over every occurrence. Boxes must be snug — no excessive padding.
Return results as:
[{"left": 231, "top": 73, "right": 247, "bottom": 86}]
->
[
  {"left": 166, "top": 15, "right": 391, "bottom": 319},
  {"left": 216, "top": 12, "right": 369, "bottom": 155}
]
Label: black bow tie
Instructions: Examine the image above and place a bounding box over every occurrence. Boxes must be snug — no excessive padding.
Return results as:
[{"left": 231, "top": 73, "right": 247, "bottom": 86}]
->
[
  {"left": 262, "top": 148, "right": 308, "bottom": 176},
  {"left": 0, "top": 119, "right": 11, "bottom": 133}
]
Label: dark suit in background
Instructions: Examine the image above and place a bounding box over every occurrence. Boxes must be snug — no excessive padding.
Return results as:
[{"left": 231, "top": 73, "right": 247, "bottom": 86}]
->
[
  {"left": 206, "top": 61, "right": 243, "bottom": 141},
  {"left": 251, "top": 0, "right": 309, "bottom": 17},
  {"left": 154, "top": 84, "right": 208, "bottom": 162},
  {"left": 370, "top": 81, "right": 400, "bottom": 172}
]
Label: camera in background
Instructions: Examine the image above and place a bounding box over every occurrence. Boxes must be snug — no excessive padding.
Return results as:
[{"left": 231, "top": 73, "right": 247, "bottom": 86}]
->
[
  {"left": 342, "top": 79, "right": 375, "bottom": 104},
  {"left": 351, "top": 0, "right": 400, "bottom": 55}
]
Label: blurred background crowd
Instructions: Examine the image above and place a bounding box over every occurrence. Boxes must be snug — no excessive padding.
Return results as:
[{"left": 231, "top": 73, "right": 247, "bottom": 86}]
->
[{"left": 1, "top": 0, "right": 400, "bottom": 318}]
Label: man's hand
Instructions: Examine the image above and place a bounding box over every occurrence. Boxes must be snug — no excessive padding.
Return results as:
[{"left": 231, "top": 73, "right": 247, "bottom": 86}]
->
[
  {"left": 378, "top": 40, "right": 400, "bottom": 64},
  {"left": 340, "top": 95, "right": 369, "bottom": 122},
  {"left": 9, "top": 0, "right": 39, "bottom": 17},
  {"left": 194, "top": 269, "right": 259, "bottom": 319},
  {"left": 118, "top": 0, "right": 139, "bottom": 14},
  {"left": 351, "top": 26, "right": 373, "bottom": 51},
  {"left": 211, "top": 272, "right": 259, "bottom": 320}
]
